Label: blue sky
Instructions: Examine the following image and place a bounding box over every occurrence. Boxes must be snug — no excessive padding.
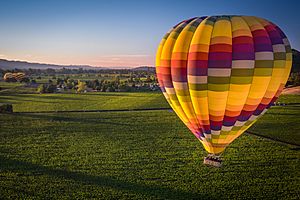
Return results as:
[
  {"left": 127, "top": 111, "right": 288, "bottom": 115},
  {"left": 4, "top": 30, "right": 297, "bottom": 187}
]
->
[{"left": 0, "top": 0, "right": 299, "bottom": 67}]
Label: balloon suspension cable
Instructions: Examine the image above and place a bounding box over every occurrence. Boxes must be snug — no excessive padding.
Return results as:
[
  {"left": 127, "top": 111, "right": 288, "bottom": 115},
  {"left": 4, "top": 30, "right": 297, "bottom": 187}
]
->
[{"left": 203, "top": 153, "right": 222, "bottom": 168}]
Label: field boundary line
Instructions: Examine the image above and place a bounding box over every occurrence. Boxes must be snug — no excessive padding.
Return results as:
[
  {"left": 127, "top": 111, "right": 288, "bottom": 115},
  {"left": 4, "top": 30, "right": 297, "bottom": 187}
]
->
[
  {"left": 13, "top": 107, "right": 172, "bottom": 114},
  {"left": 245, "top": 130, "right": 300, "bottom": 148},
  {"left": 9, "top": 102, "right": 300, "bottom": 114},
  {"left": 10, "top": 108, "right": 300, "bottom": 149}
]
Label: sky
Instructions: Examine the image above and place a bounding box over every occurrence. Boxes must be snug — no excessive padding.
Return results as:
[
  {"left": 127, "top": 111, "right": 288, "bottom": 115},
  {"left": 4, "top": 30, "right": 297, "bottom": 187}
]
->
[{"left": 0, "top": 0, "right": 299, "bottom": 67}]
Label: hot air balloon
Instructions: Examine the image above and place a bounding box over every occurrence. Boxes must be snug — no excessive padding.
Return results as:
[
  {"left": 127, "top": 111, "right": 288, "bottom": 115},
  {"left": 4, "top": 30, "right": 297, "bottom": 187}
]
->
[
  {"left": 14, "top": 72, "right": 26, "bottom": 81},
  {"left": 3, "top": 73, "right": 15, "bottom": 82},
  {"left": 3, "top": 72, "right": 26, "bottom": 82},
  {"left": 156, "top": 16, "right": 292, "bottom": 167}
]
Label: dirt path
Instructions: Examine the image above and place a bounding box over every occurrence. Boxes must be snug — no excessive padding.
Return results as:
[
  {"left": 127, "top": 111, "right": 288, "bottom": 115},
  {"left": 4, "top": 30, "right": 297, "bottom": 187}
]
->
[{"left": 282, "top": 86, "right": 300, "bottom": 95}]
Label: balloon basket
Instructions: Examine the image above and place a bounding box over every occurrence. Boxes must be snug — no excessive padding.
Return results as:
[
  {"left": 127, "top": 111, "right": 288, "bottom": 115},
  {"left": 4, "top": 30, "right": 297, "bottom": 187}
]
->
[{"left": 203, "top": 154, "right": 222, "bottom": 167}]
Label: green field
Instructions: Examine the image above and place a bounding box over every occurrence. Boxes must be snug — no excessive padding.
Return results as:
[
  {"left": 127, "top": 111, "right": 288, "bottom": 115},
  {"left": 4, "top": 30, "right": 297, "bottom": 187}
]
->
[
  {"left": 0, "top": 82, "right": 37, "bottom": 94},
  {"left": 0, "top": 92, "right": 169, "bottom": 112},
  {"left": 250, "top": 103, "right": 300, "bottom": 145},
  {"left": 0, "top": 91, "right": 299, "bottom": 199}
]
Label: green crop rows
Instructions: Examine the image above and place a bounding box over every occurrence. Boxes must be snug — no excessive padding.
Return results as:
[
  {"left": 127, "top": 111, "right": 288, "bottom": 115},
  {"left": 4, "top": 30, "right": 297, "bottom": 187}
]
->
[{"left": 0, "top": 92, "right": 299, "bottom": 199}]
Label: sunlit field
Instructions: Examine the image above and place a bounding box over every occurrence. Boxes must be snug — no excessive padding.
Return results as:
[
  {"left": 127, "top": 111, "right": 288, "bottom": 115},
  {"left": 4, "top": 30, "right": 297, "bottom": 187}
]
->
[{"left": 0, "top": 89, "right": 299, "bottom": 199}]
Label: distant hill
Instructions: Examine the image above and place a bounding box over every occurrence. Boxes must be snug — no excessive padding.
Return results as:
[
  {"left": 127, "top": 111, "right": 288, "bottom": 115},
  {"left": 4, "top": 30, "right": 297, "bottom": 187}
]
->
[
  {"left": 132, "top": 66, "right": 155, "bottom": 72},
  {"left": 292, "top": 49, "right": 300, "bottom": 72},
  {"left": 0, "top": 58, "right": 156, "bottom": 71},
  {"left": 0, "top": 59, "right": 105, "bottom": 70},
  {"left": 1, "top": 49, "right": 299, "bottom": 72}
]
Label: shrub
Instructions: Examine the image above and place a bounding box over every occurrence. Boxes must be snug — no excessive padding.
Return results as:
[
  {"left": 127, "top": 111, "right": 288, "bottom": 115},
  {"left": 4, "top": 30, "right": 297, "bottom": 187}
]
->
[
  {"left": 37, "top": 84, "right": 45, "bottom": 93},
  {"left": 0, "top": 103, "right": 13, "bottom": 113},
  {"left": 37, "top": 84, "right": 56, "bottom": 93},
  {"left": 77, "top": 80, "right": 87, "bottom": 93}
]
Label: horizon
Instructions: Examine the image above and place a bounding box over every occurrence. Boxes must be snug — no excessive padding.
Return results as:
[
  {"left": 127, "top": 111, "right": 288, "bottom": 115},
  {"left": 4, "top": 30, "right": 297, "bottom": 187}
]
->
[
  {"left": 0, "top": 0, "right": 299, "bottom": 67},
  {"left": 0, "top": 57, "right": 155, "bottom": 69}
]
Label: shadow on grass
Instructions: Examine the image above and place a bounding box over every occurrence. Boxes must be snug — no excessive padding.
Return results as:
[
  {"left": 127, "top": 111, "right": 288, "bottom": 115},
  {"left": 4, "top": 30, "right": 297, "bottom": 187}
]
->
[{"left": 0, "top": 155, "right": 206, "bottom": 199}]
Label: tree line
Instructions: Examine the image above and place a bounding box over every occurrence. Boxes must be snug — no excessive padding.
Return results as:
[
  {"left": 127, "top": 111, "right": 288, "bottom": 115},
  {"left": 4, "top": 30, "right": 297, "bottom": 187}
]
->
[{"left": 37, "top": 76, "right": 159, "bottom": 93}]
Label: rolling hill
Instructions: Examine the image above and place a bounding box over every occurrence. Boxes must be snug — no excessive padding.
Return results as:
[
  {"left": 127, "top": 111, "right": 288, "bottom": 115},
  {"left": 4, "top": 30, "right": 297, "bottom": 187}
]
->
[{"left": 0, "top": 58, "right": 155, "bottom": 72}]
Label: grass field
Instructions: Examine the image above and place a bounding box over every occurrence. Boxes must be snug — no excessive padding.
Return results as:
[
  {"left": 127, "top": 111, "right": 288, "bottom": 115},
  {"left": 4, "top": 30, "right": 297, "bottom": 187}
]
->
[
  {"left": 250, "top": 103, "right": 300, "bottom": 145},
  {"left": 0, "top": 92, "right": 169, "bottom": 112},
  {"left": 0, "top": 82, "right": 37, "bottom": 94},
  {"left": 0, "top": 91, "right": 299, "bottom": 199}
]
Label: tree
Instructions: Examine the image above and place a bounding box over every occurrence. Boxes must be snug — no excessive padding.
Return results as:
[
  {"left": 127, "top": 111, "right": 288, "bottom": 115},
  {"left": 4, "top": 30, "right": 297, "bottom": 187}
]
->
[
  {"left": 0, "top": 103, "right": 13, "bottom": 113},
  {"left": 145, "top": 75, "right": 152, "bottom": 82},
  {"left": 45, "top": 84, "right": 56, "bottom": 93},
  {"left": 101, "top": 85, "right": 107, "bottom": 92},
  {"left": 77, "top": 80, "right": 87, "bottom": 93},
  {"left": 118, "top": 84, "right": 131, "bottom": 92},
  {"left": 56, "top": 78, "right": 64, "bottom": 86},
  {"left": 294, "top": 73, "right": 300, "bottom": 86},
  {"left": 106, "top": 86, "right": 115, "bottom": 92},
  {"left": 65, "top": 79, "right": 75, "bottom": 89},
  {"left": 46, "top": 68, "right": 55, "bottom": 75},
  {"left": 20, "top": 77, "right": 30, "bottom": 83},
  {"left": 114, "top": 75, "right": 120, "bottom": 84},
  {"left": 37, "top": 84, "right": 56, "bottom": 93},
  {"left": 88, "top": 79, "right": 100, "bottom": 89},
  {"left": 37, "top": 84, "right": 45, "bottom": 93}
]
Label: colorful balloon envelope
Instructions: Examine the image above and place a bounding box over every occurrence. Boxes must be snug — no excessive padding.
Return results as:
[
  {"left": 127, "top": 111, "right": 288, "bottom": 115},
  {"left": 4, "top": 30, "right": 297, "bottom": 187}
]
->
[
  {"left": 156, "top": 16, "right": 292, "bottom": 155},
  {"left": 3, "top": 72, "right": 26, "bottom": 82}
]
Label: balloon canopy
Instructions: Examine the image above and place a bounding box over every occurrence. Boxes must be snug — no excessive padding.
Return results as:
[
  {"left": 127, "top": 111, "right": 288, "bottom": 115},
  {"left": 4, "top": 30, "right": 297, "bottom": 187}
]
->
[
  {"left": 3, "top": 72, "right": 26, "bottom": 82},
  {"left": 156, "top": 16, "right": 292, "bottom": 155}
]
